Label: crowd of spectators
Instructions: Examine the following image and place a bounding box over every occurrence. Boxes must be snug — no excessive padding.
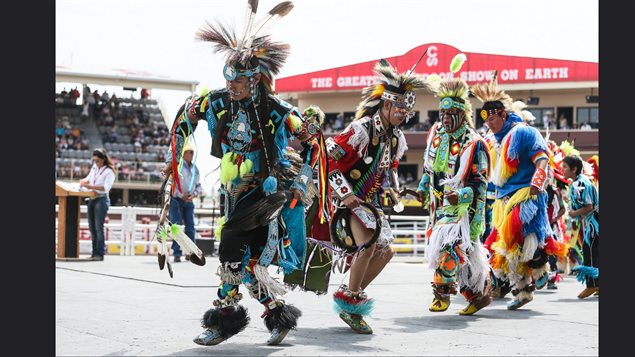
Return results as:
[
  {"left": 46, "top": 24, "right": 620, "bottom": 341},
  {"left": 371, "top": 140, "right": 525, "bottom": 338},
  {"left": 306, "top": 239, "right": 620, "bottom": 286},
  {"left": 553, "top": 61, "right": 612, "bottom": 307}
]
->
[
  {"left": 55, "top": 87, "right": 81, "bottom": 107},
  {"left": 55, "top": 87, "right": 168, "bottom": 184},
  {"left": 90, "top": 88, "right": 170, "bottom": 156},
  {"left": 56, "top": 116, "right": 90, "bottom": 154}
]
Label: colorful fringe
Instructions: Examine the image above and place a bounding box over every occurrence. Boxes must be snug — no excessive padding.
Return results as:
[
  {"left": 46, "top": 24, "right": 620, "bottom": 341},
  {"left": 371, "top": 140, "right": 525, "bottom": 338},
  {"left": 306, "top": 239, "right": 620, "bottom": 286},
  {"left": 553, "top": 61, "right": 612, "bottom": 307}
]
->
[
  {"left": 333, "top": 291, "right": 374, "bottom": 317},
  {"left": 490, "top": 132, "right": 519, "bottom": 186},
  {"left": 571, "top": 266, "right": 599, "bottom": 285},
  {"left": 544, "top": 237, "right": 569, "bottom": 258},
  {"left": 488, "top": 187, "right": 552, "bottom": 279}
]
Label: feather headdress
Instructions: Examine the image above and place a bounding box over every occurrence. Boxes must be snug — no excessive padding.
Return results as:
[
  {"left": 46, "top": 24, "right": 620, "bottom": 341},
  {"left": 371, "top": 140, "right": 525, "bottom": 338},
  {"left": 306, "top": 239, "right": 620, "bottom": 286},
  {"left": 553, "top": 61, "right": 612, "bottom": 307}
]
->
[
  {"left": 435, "top": 53, "right": 472, "bottom": 126},
  {"left": 559, "top": 139, "right": 579, "bottom": 157},
  {"left": 511, "top": 100, "right": 536, "bottom": 124},
  {"left": 196, "top": 0, "right": 294, "bottom": 92},
  {"left": 436, "top": 79, "right": 473, "bottom": 127},
  {"left": 586, "top": 155, "right": 599, "bottom": 183},
  {"left": 470, "top": 70, "right": 514, "bottom": 111},
  {"left": 546, "top": 140, "right": 568, "bottom": 184},
  {"left": 355, "top": 58, "right": 434, "bottom": 120}
]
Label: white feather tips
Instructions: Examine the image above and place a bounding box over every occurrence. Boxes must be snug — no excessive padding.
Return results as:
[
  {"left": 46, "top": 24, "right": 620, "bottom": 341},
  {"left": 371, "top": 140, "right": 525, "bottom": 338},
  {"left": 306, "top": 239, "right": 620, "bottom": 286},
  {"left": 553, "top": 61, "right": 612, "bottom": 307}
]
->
[
  {"left": 427, "top": 74, "right": 442, "bottom": 91},
  {"left": 511, "top": 100, "right": 527, "bottom": 114}
]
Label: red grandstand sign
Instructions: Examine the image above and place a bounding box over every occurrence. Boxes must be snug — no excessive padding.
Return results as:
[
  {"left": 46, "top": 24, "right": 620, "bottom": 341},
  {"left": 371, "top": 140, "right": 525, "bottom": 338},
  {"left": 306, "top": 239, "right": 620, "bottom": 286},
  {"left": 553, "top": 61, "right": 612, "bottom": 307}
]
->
[{"left": 275, "top": 43, "right": 598, "bottom": 93}]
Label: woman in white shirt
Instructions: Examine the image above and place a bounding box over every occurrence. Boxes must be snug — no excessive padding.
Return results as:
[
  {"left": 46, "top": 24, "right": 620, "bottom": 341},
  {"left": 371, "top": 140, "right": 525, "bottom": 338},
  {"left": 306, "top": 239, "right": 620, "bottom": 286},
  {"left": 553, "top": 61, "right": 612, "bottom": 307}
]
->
[{"left": 79, "top": 148, "right": 116, "bottom": 261}]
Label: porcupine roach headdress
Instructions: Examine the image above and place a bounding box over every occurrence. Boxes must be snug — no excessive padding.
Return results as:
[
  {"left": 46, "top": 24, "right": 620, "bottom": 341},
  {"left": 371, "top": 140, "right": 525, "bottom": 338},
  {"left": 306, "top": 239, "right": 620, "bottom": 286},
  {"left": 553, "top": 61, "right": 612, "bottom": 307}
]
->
[
  {"left": 355, "top": 56, "right": 435, "bottom": 120},
  {"left": 196, "top": 0, "right": 294, "bottom": 93},
  {"left": 470, "top": 70, "right": 514, "bottom": 121}
]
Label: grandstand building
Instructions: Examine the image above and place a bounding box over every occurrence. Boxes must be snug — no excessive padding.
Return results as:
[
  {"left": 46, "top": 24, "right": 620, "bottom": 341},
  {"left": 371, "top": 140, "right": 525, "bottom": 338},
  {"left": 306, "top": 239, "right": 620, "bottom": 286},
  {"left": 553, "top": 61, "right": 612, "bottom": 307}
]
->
[
  {"left": 278, "top": 43, "right": 599, "bottom": 187},
  {"left": 55, "top": 67, "right": 198, "bottom": 206}
]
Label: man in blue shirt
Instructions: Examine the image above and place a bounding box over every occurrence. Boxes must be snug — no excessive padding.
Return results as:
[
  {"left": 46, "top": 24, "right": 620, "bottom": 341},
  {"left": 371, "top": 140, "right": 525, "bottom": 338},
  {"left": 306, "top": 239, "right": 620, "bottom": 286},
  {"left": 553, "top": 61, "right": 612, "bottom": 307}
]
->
[{"left": 169, "top": 142, "right": 201, "bottom": 263}]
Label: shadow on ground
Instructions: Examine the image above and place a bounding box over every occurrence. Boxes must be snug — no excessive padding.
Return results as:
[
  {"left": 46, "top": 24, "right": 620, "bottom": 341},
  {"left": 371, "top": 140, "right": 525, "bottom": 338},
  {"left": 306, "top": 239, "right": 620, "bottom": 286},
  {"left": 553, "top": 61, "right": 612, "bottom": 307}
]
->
[
  {"left": 388, "top": 307, "right": 550, "bottom": 333},
  {"left": 287, "top": 327, "right": 390, "bottom": 353},
  {"left": 165, "top": 345, "right": 284, "bottom": 356}
]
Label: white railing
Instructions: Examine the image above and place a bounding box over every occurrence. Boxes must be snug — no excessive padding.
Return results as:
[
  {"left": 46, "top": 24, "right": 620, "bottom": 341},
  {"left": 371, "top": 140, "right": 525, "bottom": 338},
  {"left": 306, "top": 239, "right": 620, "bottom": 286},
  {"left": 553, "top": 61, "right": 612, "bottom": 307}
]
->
[
  {"left": 55, "top": 205, "right": 221, "bottom": 256},
  {"left": 56, "top": 166, "right": 164, "bottom": 185},
  {"left": 388, "top": 215, "right": 429, "bottom": 256},
  {"left": 55, "top": 206, "right": 430, "bottom": 256}
]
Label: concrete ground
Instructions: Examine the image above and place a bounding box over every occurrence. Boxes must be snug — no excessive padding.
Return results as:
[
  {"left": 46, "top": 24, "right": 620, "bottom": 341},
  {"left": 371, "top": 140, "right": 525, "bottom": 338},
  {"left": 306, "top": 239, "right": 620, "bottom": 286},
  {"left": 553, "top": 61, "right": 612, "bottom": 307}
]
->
[{"left": 56, "top": 255, "right": 598, "bottom": 356}]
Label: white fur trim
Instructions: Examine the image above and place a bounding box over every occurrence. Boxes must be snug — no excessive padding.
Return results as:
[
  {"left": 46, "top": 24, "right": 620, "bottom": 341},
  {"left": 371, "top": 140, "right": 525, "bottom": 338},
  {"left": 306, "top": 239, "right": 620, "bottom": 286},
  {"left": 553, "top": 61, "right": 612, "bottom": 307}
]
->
[
  {"left": 425, "top": 214, "right": 472, "bottom": 270},
  {"left": 531, "top": 263, "right": 549, "bottom": 280},
  {"left": 458, "top": 241, "right": 490, "bottom": 294},
  {"left": 521, "top": 233, "right": 538, "bottom": 262},
  {"left": 425, "top": 214, "right": 489, "bottom": 294},
  {"left": 253, "top": 264, "right": 287, "bottom": 297},
  {"left": 516, "top": 290, "right": 533, "bottom": 302},
  {"left": 343, "top": 119, "right": 370, "bottom": 158},
  {"left": 395, "top": 129, "right": 408, "bottom": 161}
]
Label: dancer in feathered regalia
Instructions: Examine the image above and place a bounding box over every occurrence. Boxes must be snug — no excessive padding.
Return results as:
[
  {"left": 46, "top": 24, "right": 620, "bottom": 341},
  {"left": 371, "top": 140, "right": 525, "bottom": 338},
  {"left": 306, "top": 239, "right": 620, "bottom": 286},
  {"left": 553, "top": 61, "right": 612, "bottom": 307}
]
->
[
  {"left": 416, "top": 54, "right": 492, "bottom": 315},
  {"left": 160, "top": 0, "right": 328, "bottom": 346},
  {"left": 559, "top": 140, "right": 584, "bottom": 270},
  {"left": 314, "top": 57, "right": 434, "bottom": 334},
  {"left": 476, "top": 71, "right": 555, "bottom": 310},
  {"left": 562, "top": 155, "right": 599, "bottom": 298},
  {"left": 543, "top": 140, "right": 570, "bottom": 289}
]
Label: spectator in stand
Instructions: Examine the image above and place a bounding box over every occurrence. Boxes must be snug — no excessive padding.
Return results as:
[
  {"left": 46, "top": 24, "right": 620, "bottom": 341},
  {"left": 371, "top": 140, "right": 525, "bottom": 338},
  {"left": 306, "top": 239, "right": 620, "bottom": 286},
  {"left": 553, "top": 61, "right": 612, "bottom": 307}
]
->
[
  {"left": 558, "top": 114, "right": 570, "bottom": 130},
  {"left": 334, "top": 114, "right": 344, "bottom": 131},
  {"left": 80, "top": 164, "right": 91, "bottom": 177},
  {"left": 83, "top": 85, "right": 91, "bottom": 99},
  {"left": 141, "top": 88, "right": 150, "bottom": 99},
  {"left": 70, "top": 87, "right": 80, "bottom": 105},
  {"left": 580, "top": 121, "right": 592, "bottom": 130},
  {"left": 92, "top": 90, "right": 101, "bottom": 116},
  {"left": 59, "top": 138, "right": 69, "bottom": 150},
  {"left": 81, "top": 97, "right": 90, "bottom": 119},
  {"left": 120, "top": 164, "right": 130, "bottom": 181},
  {"left": 101, "top": 91, "right": 110, "bottom": 105},
  {"left": 60, "top": 88, "right": 69, "bottom": 106},
  {"left": 543, "top": 111, "right": 554, "bottom": 130}
]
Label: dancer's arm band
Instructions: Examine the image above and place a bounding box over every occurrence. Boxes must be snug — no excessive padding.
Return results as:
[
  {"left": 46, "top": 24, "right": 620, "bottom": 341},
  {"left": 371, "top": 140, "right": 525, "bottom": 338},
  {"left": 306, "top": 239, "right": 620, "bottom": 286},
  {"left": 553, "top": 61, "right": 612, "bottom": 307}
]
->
[
  {"left": 328, "top": 169, "right": 354, "bottom": 200},
  {"left": 531, "top": 167, "right": 547, "bottom": 191}
]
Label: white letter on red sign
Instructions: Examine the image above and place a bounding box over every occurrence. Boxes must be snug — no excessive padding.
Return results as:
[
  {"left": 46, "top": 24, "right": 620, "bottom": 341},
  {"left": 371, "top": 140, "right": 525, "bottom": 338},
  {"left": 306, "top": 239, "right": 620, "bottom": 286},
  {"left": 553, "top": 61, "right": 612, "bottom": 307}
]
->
[
  {"left": 426, "top": 46, "right": 438, "bottom": 67},
  {"left": 526, "top": 69, "right": 534, "bottom": 80},
  {"left": 559, "top": 67, "right": 568, "bottom": 79},
  {"left": 501, "top": 69, "right": 518, "bottom": 81}
]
